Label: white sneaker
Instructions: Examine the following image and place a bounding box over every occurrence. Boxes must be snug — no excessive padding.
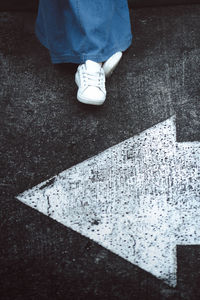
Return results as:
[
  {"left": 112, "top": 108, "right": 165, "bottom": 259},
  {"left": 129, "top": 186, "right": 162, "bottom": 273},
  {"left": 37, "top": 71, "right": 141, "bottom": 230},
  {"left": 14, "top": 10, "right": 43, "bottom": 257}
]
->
[
  {"left": 75, "top": 60, "right": 106, "bottom": 105},
  {"left": 103, "top": 52, "right": 122, "bottom": 78}
]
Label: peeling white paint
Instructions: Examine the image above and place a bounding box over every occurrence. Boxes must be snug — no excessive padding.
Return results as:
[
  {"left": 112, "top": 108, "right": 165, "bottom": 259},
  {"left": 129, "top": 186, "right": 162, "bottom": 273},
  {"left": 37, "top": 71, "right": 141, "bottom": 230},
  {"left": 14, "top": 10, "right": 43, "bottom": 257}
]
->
[{"left": 17, "top": 116, "right": 200, "bottom": 286}]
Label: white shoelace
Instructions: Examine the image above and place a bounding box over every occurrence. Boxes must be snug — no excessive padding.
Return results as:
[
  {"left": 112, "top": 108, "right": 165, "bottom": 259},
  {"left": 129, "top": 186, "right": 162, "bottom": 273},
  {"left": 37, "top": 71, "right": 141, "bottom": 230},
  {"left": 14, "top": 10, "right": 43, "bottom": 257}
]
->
[{"left": 80, "top": 65, "right": 105, "bottom": 90}]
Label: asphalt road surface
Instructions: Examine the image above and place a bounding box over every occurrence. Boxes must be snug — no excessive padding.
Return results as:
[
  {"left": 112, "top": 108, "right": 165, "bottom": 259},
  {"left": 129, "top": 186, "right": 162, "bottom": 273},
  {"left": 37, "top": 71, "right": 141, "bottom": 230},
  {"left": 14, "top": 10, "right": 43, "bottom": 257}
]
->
[{"left": 1, "top": 5, "right": 200, "bottom": 300}]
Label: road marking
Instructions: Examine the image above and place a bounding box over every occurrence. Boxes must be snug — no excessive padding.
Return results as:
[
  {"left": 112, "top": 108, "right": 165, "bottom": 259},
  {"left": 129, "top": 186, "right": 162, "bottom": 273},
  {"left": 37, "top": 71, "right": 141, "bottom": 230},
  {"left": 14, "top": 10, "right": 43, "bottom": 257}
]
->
[{"left": 17, "top": 116, "right": 200, "bottom": 286}]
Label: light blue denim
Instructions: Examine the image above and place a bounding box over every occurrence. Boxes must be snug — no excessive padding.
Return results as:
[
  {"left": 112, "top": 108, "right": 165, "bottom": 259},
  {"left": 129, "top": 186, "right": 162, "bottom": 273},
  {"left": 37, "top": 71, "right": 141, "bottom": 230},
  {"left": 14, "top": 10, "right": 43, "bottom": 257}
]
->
[{"left": 35, "top": 0, "right": 133, "bottom": 64}]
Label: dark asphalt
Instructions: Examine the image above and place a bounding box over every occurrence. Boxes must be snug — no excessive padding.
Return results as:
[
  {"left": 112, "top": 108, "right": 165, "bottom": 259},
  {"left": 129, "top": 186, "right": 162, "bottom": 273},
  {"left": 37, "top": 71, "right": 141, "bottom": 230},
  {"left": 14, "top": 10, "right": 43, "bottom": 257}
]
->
[{"left": 0, "top": 4, "right": 200, "bottom": 300}]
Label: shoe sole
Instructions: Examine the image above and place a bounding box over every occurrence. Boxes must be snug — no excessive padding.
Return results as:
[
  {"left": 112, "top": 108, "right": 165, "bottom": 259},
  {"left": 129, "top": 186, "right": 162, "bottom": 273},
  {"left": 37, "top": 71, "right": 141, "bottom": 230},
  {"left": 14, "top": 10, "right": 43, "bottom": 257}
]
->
[
  {"left": 75, "top": 73, "right": 106, "bottom": 106},
  {"left": 103, "top": 52, "right": 122, "bottom": 78}
]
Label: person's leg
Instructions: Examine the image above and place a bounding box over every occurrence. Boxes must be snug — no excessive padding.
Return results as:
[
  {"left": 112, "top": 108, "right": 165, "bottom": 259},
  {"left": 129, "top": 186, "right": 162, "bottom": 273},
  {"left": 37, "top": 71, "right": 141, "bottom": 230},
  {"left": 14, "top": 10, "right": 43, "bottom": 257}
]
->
[
  {"left": 36, "top": 0, "right": 132, "bottom": 64},
  {"left": 35, "top": 0, "right": 132, "bottom": 105}
]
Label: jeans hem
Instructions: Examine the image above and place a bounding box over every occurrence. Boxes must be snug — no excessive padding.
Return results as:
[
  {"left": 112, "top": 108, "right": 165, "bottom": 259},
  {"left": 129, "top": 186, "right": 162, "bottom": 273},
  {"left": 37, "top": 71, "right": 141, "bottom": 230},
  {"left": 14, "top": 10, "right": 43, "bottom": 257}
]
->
[{"left": 35, "top": 26, "right": 132, "bottom": 64}]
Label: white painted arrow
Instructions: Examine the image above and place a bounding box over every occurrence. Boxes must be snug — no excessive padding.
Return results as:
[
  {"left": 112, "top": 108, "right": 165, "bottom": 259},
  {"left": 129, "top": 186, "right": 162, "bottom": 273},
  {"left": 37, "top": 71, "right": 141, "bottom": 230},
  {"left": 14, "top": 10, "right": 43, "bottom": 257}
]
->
[{"left": 17, "top": 116, "right": 200, "bottom": 286}]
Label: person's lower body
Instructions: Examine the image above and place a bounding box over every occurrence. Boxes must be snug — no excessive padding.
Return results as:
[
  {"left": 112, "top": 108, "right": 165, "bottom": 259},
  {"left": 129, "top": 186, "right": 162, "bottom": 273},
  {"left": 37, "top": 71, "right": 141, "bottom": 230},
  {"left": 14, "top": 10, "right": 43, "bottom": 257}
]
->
[{"left": 35, "top": 0, "right": 132, "bottom": 105}]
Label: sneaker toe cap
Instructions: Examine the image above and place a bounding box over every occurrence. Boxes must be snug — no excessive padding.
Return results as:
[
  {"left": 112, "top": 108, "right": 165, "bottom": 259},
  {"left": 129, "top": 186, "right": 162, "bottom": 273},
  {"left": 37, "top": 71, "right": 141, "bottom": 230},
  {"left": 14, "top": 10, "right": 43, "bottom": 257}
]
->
[{"left": 78, "top": 86, "right": 106, "bottom": 105}]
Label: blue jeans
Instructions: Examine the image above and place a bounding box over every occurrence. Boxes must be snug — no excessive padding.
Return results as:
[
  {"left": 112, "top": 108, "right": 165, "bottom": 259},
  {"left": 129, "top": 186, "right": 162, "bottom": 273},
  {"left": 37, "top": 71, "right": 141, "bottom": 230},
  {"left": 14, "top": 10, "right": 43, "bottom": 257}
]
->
[{"left": 35, "top": 0, "right": 132, "bottom": 64}]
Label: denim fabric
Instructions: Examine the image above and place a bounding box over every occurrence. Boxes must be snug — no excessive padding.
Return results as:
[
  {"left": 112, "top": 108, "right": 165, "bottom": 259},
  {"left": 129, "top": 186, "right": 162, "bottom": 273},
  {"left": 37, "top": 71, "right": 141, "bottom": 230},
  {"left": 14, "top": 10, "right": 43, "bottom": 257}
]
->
[{"left": 35, "top": 0, "right": 132, "bottom": 64}]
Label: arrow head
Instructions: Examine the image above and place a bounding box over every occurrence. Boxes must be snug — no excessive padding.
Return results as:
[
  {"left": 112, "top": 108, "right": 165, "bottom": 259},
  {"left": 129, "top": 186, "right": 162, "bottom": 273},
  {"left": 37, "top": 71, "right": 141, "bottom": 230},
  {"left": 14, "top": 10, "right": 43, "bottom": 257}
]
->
[{"left": 17, "top": 116, "right": 200, "bottom": 286}]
